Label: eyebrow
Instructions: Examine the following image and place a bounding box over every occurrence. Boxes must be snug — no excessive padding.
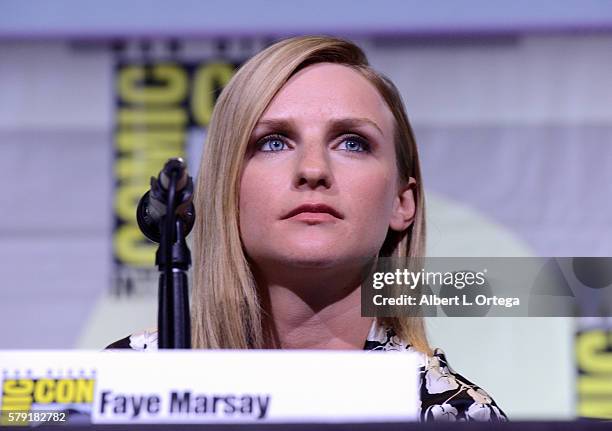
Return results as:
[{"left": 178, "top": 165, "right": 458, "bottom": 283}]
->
[{"left": 254, "top": 117, "right": 384, "bottom": 137}]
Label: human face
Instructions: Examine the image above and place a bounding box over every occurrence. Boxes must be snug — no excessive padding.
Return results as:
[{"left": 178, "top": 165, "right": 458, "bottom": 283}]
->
[{"left": 239, "top": 63, "right": 415, "bottom": 274}]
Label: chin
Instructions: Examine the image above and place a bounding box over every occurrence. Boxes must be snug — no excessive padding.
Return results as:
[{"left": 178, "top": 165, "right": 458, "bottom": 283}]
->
[
  {"left": 282, "top": 249, "right": 343, "bottom": 269},
  {"left": 278, "top": 244, "right": 374, "bottom": 270}
]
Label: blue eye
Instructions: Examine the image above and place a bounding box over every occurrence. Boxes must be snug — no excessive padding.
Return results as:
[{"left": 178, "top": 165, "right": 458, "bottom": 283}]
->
[
  {"left": 338, "top": 137, "right": 370, "bottom": 153},
  {"left": 258, "top": 136, "right": 289, "bottom": 152}
]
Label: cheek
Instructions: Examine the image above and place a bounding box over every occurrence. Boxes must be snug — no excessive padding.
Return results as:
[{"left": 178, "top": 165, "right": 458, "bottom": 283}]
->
[
  {"left": 238, "top": 163, "right": 285, "bottom": 245},
  {"left": 340, "top": 164, "right": 397, "bottom": 232},
  {"left": 239, "top": 166, "right": 264, "bottom": 235}
]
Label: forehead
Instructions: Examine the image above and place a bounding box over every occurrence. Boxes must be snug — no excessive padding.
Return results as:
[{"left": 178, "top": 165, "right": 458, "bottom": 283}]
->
[{"left": 259, "top": 63, "right": 394, "bottom": 138}]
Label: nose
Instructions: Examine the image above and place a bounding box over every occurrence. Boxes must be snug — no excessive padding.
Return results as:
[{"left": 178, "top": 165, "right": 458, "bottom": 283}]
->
[{"left": 293, "top": 142, "right": 333, "bottom": 190}]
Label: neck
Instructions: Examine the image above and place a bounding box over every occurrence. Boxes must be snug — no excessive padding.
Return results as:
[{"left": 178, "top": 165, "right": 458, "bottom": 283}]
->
[{"left": 255, "top": 266, "right": 375, "bottom": 349}]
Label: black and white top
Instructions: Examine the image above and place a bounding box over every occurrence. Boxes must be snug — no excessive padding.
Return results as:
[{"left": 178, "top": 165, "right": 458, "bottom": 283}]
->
[{"left": 107, "top": 321, "right": 508, "bottom": 423}]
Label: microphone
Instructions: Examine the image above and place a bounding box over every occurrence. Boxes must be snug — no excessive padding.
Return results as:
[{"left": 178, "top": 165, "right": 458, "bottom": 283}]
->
[
  {"left": 137, "top": 158, "right": 194, "bottom": 348},
  {"left": 136, "top": 158, "right": 196, "bottom": 243}
]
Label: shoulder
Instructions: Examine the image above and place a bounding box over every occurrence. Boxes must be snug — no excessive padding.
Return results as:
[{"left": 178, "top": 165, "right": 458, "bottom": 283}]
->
[
  {"left": 419, "top": 347, "right": 508, "bottom": 422},
  {"left": 105, "top": 328, "right": 158, "bottom": 351},
  {"left": 364, "top": 323, "right": 507, "bottom": 422}
]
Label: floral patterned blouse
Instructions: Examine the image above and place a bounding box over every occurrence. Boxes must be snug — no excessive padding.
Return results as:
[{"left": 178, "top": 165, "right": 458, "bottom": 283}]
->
[{"left": 107, "top": 321, "right": 508, "bottom": 423}]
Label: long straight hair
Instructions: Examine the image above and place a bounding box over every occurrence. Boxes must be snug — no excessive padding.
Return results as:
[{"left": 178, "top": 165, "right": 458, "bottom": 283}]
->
[{"left": 192, "top": 36, "right": 430, "bottom": 354}]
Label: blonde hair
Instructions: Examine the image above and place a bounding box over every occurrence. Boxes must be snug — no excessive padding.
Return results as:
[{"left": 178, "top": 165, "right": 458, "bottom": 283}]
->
[{"left": 192, "top": 36, "right": 431, "bottom": 354}]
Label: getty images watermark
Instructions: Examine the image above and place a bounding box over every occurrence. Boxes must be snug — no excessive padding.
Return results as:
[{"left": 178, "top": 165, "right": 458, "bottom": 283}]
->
[
  {"left": 370, "top": 267, "right": 514, "bottom": 307},
  {"left": 361, "top": 257, "right": 612, "bottom": 317}
]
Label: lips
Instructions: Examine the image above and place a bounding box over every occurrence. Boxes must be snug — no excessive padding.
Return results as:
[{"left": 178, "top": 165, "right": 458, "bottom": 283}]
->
[{"left": 282, "top": 203, "right": 344, "bottom": 220}]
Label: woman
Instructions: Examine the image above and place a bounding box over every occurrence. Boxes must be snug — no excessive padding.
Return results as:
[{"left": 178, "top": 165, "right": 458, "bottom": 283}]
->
[{"left": 109, "top": 35, "right": 507, "bottom": 422}]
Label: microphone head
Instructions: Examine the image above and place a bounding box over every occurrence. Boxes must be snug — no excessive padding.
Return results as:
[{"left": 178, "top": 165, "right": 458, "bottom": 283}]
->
[
  {"left": 160, "top": 157, "right": 188, "bottom": 191},
  {"left": 137, "top": 157, "right": 196, "bottom": 243}
]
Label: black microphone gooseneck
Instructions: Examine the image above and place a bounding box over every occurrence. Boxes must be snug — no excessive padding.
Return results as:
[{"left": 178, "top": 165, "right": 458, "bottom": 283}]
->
[{"left": 136, "top": 158, "right": 195, "bottom": 349}]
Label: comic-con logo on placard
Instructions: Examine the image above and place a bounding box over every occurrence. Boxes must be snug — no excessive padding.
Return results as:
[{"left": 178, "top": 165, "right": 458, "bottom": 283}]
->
[{"left": 0, "top": 369, "right": 96, "bottom": 425}]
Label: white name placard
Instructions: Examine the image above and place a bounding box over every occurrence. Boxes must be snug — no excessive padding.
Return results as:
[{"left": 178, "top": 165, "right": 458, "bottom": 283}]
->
[{"left": 0, "top": 350, "right": 419, "bottom": 424}]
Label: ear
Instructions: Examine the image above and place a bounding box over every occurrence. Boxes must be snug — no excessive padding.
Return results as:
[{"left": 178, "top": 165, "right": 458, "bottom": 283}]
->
[{"left": 389, "top": 177, "right": 417, "bottom": 231}]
